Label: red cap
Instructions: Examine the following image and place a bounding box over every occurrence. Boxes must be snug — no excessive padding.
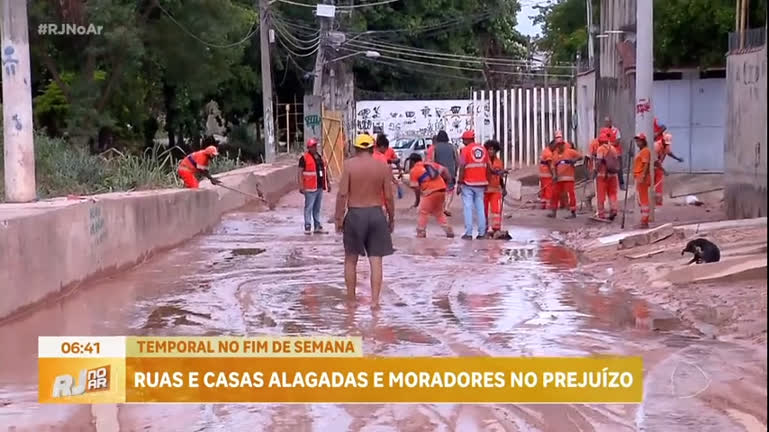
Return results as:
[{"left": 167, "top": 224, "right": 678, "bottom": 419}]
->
[
  {"left": 461, "top": 130, "right": 475, "bottom": 140},
  {"left": 307, "top": 138, "right": 318, "bottom": 147},
  {"left": 634, "top": 132, "right": 647, "bottom": 141}
]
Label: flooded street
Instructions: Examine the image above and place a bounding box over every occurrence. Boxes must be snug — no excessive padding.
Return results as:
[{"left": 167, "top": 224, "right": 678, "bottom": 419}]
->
[{"left": 1, "top": 193, "right": 765, "bottom": 431}]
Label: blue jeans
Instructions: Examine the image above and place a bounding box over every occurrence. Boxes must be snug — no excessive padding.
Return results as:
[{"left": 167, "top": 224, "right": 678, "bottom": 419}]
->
[
  {"left": 303, "top": 190, "right": 323, "bottom": 229},
  {"left": 461, "top": 186, "right": 487, "bottom": 236}
]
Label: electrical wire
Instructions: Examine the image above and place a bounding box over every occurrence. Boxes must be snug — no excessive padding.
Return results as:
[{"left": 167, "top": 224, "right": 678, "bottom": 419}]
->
[
  {"left": 348, "top": 40, "right": 545, "bottom": 69},
  {"left": 274, "top": 0, "right": 399, "bottom": 9},
  {"left": 345, "top": 11, "right": 492, "bottom": 36},
  {"left": 157, "top": 4, "right": 259, "bottom": 49},
  {"left": 356, "top": 50, "right": 573, "bottom": 78},
  {"left": 349, "top": 38, "right": 575, "bottom": 69},
  {"left": 271, "top": 17, "right": 321, "bottom": 51},
  {"left": 359, "top": 56, "right": 485, "bottom": 84}
]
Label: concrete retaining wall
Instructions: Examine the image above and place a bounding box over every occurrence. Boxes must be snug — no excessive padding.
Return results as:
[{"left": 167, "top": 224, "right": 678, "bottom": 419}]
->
[
  {"left": 0, "top": 161, "right": 296, "bottom": 320},
  {"left": 724, "top": 45, "right": 768, "bottom": 219}
]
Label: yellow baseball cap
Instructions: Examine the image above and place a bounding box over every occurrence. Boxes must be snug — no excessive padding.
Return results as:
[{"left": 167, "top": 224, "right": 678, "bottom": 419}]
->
[{"left": 354, "top": 134, "right": 375, "bottom": 149}]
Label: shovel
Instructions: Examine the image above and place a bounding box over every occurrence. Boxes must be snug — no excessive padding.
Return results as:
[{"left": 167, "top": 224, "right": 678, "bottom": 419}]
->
[{"left": 216, "top": 183, "right": 276, "bottom": 210}]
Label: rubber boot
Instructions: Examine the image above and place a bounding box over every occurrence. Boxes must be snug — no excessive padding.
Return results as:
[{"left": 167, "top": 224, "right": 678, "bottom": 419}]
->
[
  {"left": 416, "top": 228, "right": 427, "bottom": 238},
  {"left": 565, "top": 211, "right": 577, "bottom": 219},
  {"left": 546, "top": 210, "right": 556, "bottom": 218},
  {"left": 444, "top": 226, "right": 454, "bottom": 238}
]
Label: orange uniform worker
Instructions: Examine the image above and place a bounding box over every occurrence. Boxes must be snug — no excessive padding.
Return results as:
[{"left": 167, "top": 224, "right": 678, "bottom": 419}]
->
[
  {"left": 177, "top": 146, "right": 221, "bottom": 188},
  {"left": 554, "top": 130, "right": 573, "bottom": 150},
  {"left": 483, "top": 139, "right": 507, "bottom": 233},
  {"left": 594, "top": 133, "right": 620, "bottom": 220},
  {"left": 652, "top": 121, "right": 683, "bottom": 206},
  {"left": 633, "top": 133, "right": 652, "bottom": 228},
  {"left": 547, "top": 139, "right": 583, "bottom": 219},
  {"left": 457, "top": 129, "right": 491, "bottom": 239},
  {"left": 553, "top": 130, "right": 573, "bottom": 208},
  {"left": 538, "top": 140, "right": 558, "bottom": 209},
  {"left": 408, "top": 153, "right": 454, "bottom": 238}
]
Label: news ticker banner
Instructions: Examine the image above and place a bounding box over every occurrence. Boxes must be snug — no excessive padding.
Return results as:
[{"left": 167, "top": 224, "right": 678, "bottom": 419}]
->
[{"left": 39, "top": 336, "right": 644, "bottom": 404}]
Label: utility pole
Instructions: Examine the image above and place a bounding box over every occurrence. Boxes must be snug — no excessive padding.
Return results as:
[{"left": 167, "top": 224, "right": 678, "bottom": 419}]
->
[
  {"left": 312, "top": 1, "right": 333, "bottom": 96},
  {"left": 635, "top": 0, "right": 655, "bottom": 220},
  {"left": 2, "top": 0, "right": 36, "bottom": 202},
  {"left": 586, "top": 0, "right": 595, "bottom": 65},
  {"left": 259, "top": 0, "right": 276, "bottom": 163}
]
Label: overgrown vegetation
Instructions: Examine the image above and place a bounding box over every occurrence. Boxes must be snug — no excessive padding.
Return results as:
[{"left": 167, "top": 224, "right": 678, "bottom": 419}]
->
[
  {"left": 535, "top": 0, "right": 767, "bottom": 68},
  {"left": 0, "top": 133, "right": 246, "bottom": 200}
]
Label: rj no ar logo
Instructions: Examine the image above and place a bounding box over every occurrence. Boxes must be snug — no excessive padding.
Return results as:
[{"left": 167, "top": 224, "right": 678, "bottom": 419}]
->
[{"left": 52, "top": 365, "right": 111, "bottom": 397}]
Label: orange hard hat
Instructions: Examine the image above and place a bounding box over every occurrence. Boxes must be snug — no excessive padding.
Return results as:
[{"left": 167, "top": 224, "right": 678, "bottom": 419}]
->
[
  {"left": 307, "top": 138, "right": 318, "bottom": 147},
  {"left": 461, "top": 130, "right": 475, "bottom": 140},
  {"left": 204, "top": 145, "right": 219, "bottom": 156}
]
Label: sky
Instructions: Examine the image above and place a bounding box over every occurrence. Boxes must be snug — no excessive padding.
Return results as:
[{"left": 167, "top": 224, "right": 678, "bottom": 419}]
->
[{"left": 515, "top": 3, "right": 542, "bottom": 37}]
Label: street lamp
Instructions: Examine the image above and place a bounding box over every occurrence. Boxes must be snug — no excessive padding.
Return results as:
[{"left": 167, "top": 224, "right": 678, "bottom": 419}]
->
[{"left": 326, "top": 50, "right": 381, "bottom": 64}]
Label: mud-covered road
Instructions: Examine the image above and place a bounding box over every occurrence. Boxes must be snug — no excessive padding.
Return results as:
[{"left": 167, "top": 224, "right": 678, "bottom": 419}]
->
[{"left": 1, "top": 192, "right": 766, "bottom": 431}]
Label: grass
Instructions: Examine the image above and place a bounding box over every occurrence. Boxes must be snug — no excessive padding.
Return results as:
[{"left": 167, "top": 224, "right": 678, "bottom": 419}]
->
[{"left": 1, "top": 132, "right": 248, "bottom": 201}]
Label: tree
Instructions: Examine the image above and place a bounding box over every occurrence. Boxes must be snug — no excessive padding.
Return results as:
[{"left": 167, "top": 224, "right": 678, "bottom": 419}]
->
[{"left": 535, "top": 0, "right": 767, "bottom": 70}]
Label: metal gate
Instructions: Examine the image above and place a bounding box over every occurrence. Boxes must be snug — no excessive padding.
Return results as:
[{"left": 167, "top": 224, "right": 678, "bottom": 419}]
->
[
  {"left": 652, "top": 78, "right": 726, "bottom": 173},
  {"left": 473, "top": 87, "right": 576, "bottom": 169}
]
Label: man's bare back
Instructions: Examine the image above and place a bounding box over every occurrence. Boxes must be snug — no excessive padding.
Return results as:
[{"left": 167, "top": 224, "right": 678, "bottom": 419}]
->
[
  {"left": 335, "top": 148, "right": 395, "bottom": 308},
  {"left": 334, "top": 152, "right": 395, "bottom": 225}
]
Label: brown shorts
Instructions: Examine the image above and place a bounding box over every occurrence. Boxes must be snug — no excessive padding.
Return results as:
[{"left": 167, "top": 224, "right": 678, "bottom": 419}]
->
[{"left": 343, "top": 206, "right": 394, "bottom": 257}]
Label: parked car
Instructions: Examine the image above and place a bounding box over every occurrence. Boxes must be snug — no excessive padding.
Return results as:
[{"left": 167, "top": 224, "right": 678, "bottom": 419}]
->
[{"left": 392, "top": 137, "right": 429, "bottom": 171}]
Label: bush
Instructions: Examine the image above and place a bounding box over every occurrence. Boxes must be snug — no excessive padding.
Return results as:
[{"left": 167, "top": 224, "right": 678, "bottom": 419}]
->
[{"left": 0, "top": 132, "right": 249, "bottom": 201}]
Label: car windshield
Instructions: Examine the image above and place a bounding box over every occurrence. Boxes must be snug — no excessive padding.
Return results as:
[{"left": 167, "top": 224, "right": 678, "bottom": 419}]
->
[{"left": 393, "top": 139, "right": 414, "bottom": 150}]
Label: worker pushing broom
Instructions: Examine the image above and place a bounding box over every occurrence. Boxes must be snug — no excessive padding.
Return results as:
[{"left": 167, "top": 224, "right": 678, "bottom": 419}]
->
[{"left": 177, "top": 139, "right": 274, "bottom": 209}]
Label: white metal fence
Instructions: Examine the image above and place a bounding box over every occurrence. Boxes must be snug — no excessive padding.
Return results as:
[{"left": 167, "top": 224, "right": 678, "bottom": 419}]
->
[{"left": 473, "top": 87, "right": 576, "bottom": 169}]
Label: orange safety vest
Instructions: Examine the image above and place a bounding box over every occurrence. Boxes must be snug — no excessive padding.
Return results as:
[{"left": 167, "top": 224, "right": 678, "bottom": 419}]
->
[
  {"left": 301, "top": 152, "right": 320, "bottom": 192},
  {"left": 409, "top": 161, "right": 447, "bottom": 196},
  {"left": 539, "top": 147, "right": 554, "bottom": 178},
  {"left": 487, "top": 157, "right": 504, "bottom": 193},
  {"left": 460, "top": 143, "right": 489, "bottom": 186},
  {"left": 373, "top": 150, "right": 388, "bottom": 163},
  {"left": 552, "top": 148, "right": 581, "bottom": 182},
  {"left": 179, "top": 150, "right": 211, "bottom": 174},
  {"left": 595, "top": 143, "right": 618, "bottom": 178}
]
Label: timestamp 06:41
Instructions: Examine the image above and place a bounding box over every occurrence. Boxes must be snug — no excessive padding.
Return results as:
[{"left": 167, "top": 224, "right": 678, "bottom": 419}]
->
[{"left": 60, "top": 341, "right": 101, "bottom": 355}]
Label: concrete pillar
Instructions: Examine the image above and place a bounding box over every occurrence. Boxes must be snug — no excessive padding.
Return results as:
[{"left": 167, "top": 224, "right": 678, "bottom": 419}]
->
[
  {"left": 635, "top": 0, "right": 655, "bottom": 218},
  {"left": 2, "top": 0, "right": 37, "bottom": 202}
]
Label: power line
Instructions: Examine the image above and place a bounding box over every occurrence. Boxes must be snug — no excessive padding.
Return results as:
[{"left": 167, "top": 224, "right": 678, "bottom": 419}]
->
[
  {"left": 350, "top": 37, "right": 575, "bottom": 68},
  {"left": 359, "top": 56, "right": 485, "bottom": 84},
  {"left": 348, "top": 40, "right": 549, "bottom": 69},
  {"left": 346, "top": 11, "right": 492, "bottom": 36},
  {"left": 347, "top": 47, "right": 573, "bottom": 78},
  {"left": 274, "top": 0, "right": 399, "bottom": 9},
  {"left": 157, "top": 4, "right": 259, "bottom": 49}
]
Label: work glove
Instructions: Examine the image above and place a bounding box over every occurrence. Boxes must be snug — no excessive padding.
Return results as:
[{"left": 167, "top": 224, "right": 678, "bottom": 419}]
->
[{"left": 210, "top": 178, "right": 222, "bottom": 186}]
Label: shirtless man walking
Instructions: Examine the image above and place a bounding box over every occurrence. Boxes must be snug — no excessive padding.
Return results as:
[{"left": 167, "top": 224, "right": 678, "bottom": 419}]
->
[{"left": 335, "top": 134, "right": 395, "bottom": 308}]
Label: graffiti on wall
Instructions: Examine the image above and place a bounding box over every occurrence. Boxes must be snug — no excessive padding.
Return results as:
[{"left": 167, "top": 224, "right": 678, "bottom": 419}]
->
[{"left": 355, "top": 100, "right": 494, "bottom": 145}]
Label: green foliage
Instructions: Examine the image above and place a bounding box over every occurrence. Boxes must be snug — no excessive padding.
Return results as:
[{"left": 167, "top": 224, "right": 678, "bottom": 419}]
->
[
  {"left": 535, "top": 0, "right": 767, "bottom": 69},
  {"left": 0, "top": 134, "right": 247, "bottom": 201},
  {"left": 534, "top": 0, "right": 593, "bottom": 64}
]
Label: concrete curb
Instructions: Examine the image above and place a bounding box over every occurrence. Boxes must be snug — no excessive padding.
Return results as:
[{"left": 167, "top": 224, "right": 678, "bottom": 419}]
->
[{"left": 0, "top": 161, "right": 296, "bottom": 320}]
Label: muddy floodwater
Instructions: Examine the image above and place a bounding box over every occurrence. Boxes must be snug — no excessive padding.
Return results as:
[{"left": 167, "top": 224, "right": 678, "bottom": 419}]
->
[{"left": 1, "top": 194, "right": 766, "bottom": 431}]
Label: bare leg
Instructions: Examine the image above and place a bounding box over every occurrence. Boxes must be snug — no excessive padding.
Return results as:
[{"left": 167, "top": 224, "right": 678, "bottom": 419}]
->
[
  {"left": 368, "top": 256, "right": 383, "bottom": 308},
  {"left": 344, "top": 254, "right": 359, "bottom": 301}
]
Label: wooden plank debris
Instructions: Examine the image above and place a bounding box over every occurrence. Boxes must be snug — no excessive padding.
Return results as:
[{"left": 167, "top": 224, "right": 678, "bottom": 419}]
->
[{"left": 618, "top": 223, "right": 675, "bottom": 250}]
